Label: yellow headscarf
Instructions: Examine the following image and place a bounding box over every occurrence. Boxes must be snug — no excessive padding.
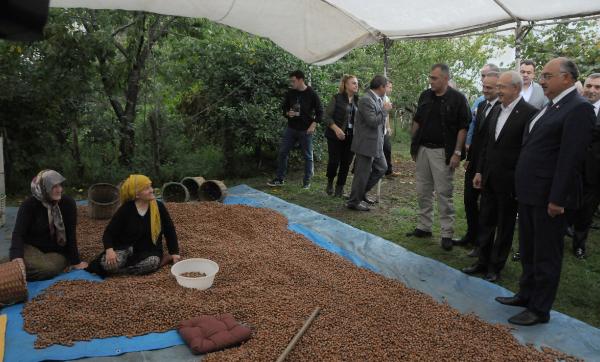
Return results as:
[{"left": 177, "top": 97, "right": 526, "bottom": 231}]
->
[{"left": 120, "top": 175, "right": 161, "bottom": 244}]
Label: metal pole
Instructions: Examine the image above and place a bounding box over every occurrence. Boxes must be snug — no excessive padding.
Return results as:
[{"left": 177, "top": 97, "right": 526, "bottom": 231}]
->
[
  {"left": 377, "top": 38, "right": 392, "bottom": 202},
  {"left": 514, "top": 21, "right": 522, "bottom": 71}
]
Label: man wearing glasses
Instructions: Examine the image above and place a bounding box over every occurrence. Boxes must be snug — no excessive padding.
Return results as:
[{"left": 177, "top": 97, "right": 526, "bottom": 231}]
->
[{"left": 495, "top": 58, "right": 595, "bottom": 326}]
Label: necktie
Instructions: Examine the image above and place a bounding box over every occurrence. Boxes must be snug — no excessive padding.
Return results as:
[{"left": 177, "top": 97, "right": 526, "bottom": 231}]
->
[{"left": 478, "top": 102, "right": 491, "bottom": 130}]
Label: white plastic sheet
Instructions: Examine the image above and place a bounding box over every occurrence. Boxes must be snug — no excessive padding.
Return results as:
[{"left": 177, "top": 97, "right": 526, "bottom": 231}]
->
[{"left": 49, "top": 0, "right": 600, "bottom": 64}]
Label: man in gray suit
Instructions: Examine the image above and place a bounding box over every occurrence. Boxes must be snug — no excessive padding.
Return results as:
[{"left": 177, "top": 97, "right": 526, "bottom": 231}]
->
[
  {"left": 347, "top": 75, "right": 389, "bottom": 211},
  {"left": 519, "top": 60, "right": 547, "bottom": 109}
]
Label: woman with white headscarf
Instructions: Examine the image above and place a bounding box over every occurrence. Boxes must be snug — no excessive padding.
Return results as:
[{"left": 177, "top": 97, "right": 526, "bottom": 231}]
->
[{"left": 10, "top": 170, "right": 88, "bottom": 280}]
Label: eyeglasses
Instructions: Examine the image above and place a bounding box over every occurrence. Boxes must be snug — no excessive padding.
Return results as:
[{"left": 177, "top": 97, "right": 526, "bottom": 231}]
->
[{"left": 539, "top": 72, "right": 567, "bottom": 81}]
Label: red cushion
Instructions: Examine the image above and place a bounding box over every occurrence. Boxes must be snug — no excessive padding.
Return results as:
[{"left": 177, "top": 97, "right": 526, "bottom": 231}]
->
[{"left": 178, "top": 313, "right": 252, "bottom": 354}]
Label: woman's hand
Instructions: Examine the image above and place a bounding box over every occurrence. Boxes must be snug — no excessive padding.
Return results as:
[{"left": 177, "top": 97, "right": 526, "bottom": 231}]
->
[
  {"left": 105, "top": 248, "right": 118, "bottom": 270},
  {"left": 171, "top": 254, "right": 182, "bottom": 263},
  {"left": 72, "top": 261, "right": 88, "bottom": 269}
]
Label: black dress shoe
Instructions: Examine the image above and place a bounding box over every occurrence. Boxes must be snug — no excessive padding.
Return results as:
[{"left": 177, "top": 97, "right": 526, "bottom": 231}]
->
[
  {"left": 495, "top": 295, "right": 529, "bottom": 307},
  {"left": 508, "top": 310, "right": 550, "bottom": 326},
  {"left": 461, "top": 264, "right": 486, "bottom": 275},
  {"left": 441, "top": 237, "right": 453, "bottom": 251},
  {"left": 467, "top": 247, "right": 479, "bottom": 257},
  {"left": 346, "top": 202, "right": 370, "bottom": 211},
  {"left": 574, "top": 248, "right": 586, "bottom": 259},
  {"left": 512, "top": 251, "right": 521, "bottom": 261},
  {"left": 484, "top": 271, "right": 500, "bottom": 282},
  {"left": 363, "top": 195, "right": 377, "bottom": 205},
  {"left": 405, "top": 228, "right": 432, "bottom": 238},
  {"left": 453, "top": 237, "right": 473, "bottom": 246}
]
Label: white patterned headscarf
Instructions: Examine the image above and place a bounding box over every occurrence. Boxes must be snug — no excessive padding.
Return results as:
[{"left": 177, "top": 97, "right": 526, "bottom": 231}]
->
[{"left": 31, "top": 170, "right": 67, "bottom": 246}]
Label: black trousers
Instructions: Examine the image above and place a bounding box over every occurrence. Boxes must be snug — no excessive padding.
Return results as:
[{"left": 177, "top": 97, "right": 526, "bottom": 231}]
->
[
  {"left": 383, "top": 134, "right": 393, "bottom": 174},
  {"left": 326, "top": 135, "right": 354, "bottom": 186},
  {"left": 463, "top": 168, "right": 481, "bottom": 245},
  {"left": 476, "top": 180, "right": 518, "bottom": 273},
  {"left": 569, "top": 178, "right": 600, "bottom": 252},
  {"left": 517, "top": 203, "right": 566, "bottom": 317}
]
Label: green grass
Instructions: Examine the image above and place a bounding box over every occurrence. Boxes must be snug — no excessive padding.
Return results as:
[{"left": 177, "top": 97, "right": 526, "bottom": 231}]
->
[{"left": 226, "top": 129, "right": 600, "bottom": 328}]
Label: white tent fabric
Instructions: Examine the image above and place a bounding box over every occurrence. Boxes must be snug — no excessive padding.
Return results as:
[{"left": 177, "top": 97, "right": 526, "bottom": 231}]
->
[{"left": 50, "top": 0, "right": 600, "bottom": 64}]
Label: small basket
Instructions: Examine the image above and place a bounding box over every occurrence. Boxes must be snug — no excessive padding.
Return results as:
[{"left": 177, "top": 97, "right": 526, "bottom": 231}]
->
[
  {"left": 0, "top": 260, "right": 28, "bottom": 306},
  {"left": 180, "top": 177, "right": 206, "bottom": 201},
  {"left": 0, "top": 193, "right": 5, "bottom": 227},
  {"left": 162, "top": 182, "right": 190, "bottom": 203},
  {"left": 199, "top": 180, "right": 227, "bottom": 202},
  {"left": 88, "top": 183, "right": 120, "bottom": 219}
]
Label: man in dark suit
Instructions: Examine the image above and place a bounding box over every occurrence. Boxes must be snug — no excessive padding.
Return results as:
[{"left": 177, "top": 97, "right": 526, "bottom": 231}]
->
[
  {"left": 462, "top": 71, "right": 537, "bottom": 282},
  {"left": 457, "top": 72, "right": 500, "bottom": 256},
  {"left": 495, "top": 58, "right": 596, "bottom": 326},
  {"left": 568, "top": 73, "right": 600, "bottom": 258},
  {"left": 346, "top": 75, "right": 388, "bottom": 211}
]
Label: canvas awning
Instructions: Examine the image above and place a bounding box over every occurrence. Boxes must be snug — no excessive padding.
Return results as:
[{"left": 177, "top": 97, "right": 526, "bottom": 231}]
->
[{"left": 50, "top": 0, "right": 600, "bottom": 64}]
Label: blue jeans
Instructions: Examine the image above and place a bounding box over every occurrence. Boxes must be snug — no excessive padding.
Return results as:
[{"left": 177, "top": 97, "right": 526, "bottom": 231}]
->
[{"left": 276, "top": 127, "right": 314, "bottom": 183}]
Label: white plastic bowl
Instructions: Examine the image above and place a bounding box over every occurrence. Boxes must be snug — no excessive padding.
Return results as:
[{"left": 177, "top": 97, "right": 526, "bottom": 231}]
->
[{"left": 171, "top": 258, "right": 219, "bottom": 290}]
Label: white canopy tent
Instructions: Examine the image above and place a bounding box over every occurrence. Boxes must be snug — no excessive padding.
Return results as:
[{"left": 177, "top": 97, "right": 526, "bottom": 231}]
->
[{"left": 50, "top": 0, "right": 600, "bottom": 64}]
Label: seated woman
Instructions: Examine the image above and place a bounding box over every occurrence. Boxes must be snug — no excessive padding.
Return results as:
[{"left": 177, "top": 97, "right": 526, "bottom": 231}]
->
[
  {"left": 10, "top": 170, "right": 88, "bottom": 281},
  {"left": 97, "top": 174, "right": 180, "bottom": 276}
]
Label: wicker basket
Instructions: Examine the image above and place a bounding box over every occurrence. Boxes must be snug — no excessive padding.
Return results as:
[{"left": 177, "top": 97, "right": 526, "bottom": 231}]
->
[
  {"left": 0, "top": 260, "right": 27, "bottom": 306},
  {"left": 88, "top": 183, "right": 120, "bottom": 220},
  {"left": 199, "top": 180, "right": 228, "bottom": 202},
  {"left": 162, "top": 182, "right": 190, "bottom": 203},
  {"left": 0, "top": 193, "right": 5, "bottom": 227},
  {"left": 180, "top": 176, "right": 206, "bottom": 201}
]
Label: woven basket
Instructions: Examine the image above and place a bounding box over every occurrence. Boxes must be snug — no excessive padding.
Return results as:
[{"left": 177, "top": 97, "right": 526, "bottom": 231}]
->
[
  {"left": 162, "top": 182, "right": 190, "bottom": 203},
  {"left": 88, "top": 183, "right": 120, "bottom": 220},
  {"left": 180, "top": 177, "right": 205, "bottom": 201},
  {"left": 0, "top": 260, "right": 28, "bottom": 306},
  {"left": 199, "top": 180, "right": 228, "bottom": 202}
]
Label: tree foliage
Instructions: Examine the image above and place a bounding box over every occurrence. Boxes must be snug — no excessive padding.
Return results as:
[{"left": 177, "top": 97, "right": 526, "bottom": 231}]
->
[{"left": 0, "top": 8, "right": 504, "bottom": 193}]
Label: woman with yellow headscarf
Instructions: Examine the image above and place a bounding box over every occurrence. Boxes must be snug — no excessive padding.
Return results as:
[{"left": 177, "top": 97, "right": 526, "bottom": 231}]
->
[{"left": 91, "top": 175, "right": 180, "bottom": 276}]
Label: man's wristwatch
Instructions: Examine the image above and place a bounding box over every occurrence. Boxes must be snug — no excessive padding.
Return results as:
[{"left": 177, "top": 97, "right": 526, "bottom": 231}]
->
[{"left": 453, "top": 150, "right": 462, "bottom": 157}]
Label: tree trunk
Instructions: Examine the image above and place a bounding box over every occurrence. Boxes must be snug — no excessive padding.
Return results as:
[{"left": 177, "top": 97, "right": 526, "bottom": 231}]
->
[
  {"left": 149, "top": 108, "right": 161, "bottom": 180},
  {"left": 71, "top": 123, "right": 85, "bottom": 180}
]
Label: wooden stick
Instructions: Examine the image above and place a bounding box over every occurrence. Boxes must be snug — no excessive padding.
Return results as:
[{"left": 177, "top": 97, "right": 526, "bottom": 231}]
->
[{"left": 276, "top": 307, "right": 321, "bottom": 362}]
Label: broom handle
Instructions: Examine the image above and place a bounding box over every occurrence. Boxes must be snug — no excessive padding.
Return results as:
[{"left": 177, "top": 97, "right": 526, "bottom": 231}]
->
[{"left": 276, "top": 307, "right": 321, "bottom": 362}]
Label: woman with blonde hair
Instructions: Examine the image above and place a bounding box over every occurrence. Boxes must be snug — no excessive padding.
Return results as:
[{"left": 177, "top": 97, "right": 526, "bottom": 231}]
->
[
  {"left": 323, "top": 74, "right": 359, "bottom": 197},
  {"left": 91, "top": 174, "right": 180, "bottom": 276}
]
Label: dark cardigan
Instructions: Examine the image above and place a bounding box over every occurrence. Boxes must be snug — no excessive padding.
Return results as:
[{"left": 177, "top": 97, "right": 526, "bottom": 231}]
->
[
  {"left": 102, "top": 200, "right": 179, "bottom": 264},
  {"left": 10, "top": 195, "right": 81, "bottom": 264}
]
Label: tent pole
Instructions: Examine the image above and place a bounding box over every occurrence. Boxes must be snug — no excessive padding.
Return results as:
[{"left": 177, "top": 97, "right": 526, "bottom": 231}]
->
[
  {"left": 378, "top": 37, "right": 393, "bottom": 202},
  {"left": 514, "top": 21, "right": 522, "bottom": 71}
]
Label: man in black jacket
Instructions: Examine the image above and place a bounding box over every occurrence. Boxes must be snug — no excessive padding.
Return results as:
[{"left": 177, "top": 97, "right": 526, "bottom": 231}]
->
[
  {"left": 407, "top": 63, "right": 471, "bottom": 250},
  {"left": 495, "top": 58, "right": 595, "bottom": 326},
  {"left": 457, "top": 71, "right": 500, "bottom": 256},
  {"left": 462, "top": 71, "right": 537, "bottom": 282},
  {"left": 268, "top": 70, "right": 323, "bottom": 189},
  {"left": 567, "top": 73, "right": 600, "bottom": 259}
]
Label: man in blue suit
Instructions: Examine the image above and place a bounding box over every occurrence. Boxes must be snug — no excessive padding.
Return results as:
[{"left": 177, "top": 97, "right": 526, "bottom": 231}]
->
[{"left": 495, "top": 58, "right": 596, "bottom": 325}]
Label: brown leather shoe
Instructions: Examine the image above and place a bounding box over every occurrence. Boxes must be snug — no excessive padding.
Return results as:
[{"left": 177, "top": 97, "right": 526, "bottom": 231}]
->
[
  {"left": 508, "top": 310, "right": 549, "bottom": 326},
  {"left": 495, "top": 295, "right": 529, "bottom": 307}
]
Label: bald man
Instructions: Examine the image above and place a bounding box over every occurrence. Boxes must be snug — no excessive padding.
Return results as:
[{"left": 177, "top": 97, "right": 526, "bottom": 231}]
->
[{"left": 496, "top": 58, "right": 595, "bottom": 326}]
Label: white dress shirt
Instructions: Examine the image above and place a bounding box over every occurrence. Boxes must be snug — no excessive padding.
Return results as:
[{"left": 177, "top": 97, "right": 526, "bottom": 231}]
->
[
  {"left": 593, "top": 99, "right": 600, "bottom": 117},
  {"left": 528, "top": 85, "right": 577, "bottom": 132},
  {"left": 495, "top": 96, "right": 521, "bottom": 140},
  {"left": 520, "top": 84, "right": 533, "bottom": 102}
]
